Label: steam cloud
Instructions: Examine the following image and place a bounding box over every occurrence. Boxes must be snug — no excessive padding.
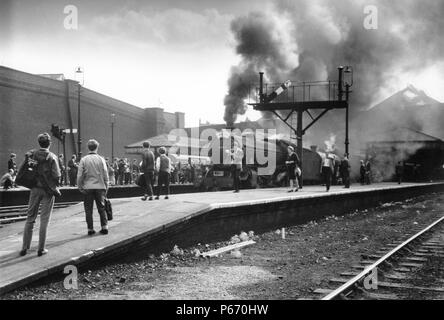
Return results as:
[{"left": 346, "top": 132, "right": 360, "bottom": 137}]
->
[{"left": 224, "top": 0, "right": 444, "bottom": 129}]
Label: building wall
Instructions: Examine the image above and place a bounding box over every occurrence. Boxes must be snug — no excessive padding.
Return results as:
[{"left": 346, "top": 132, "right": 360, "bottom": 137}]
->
[{"left": 0, "top": 66, "right": 184, "bottom": 172}]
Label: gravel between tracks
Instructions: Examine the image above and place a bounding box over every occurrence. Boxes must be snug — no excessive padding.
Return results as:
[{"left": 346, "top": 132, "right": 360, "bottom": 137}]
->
[{"left": 2, "top": 192, "right": 443, "bottom": 300}]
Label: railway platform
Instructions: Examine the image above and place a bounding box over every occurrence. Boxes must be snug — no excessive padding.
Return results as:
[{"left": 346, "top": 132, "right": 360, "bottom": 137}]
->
[{"left": 1, "top": 182, "right": 443, "bottom": 295}]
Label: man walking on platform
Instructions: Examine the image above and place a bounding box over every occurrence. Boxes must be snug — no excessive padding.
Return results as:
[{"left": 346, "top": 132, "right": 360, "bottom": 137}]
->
[
  {"left": 77, "top": 139, "right": 109, "bottom": 236},
  {"left": 321, "top": 152, "right": 335, "bottom": 192},
  {"left": 155, "top": 147, "right": 172, "bottom": 199},
  {"left": 140, "top": 141, "right": 155, "bottom": 201},
  {"left": 20, "top": 133, "right": 61, "bottom": 257},
  {"left": 229, "top": 142, "right": 244, "bottom": 193}
]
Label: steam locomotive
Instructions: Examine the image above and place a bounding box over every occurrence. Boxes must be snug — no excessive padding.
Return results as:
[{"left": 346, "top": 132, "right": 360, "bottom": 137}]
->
[{"left": 199, "top": 131, "right": 326, "bottom": 191}]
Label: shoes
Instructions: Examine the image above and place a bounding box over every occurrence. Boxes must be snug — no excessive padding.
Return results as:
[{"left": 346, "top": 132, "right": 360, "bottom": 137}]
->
[
  {"left": 149, "top": 197, "right": 153, "bottom": 201},
  {"left": 165, "top": 196, "right": 169, "bottom": 200},
  {"left": 155, "top": 196, "right": 160, "bottom": 200},
  {"left": 37, "top": 249, "right": 48, "bottom": 257},
  {"left": 234, "top": 190, "right": 240, "bottom": 193},
  {"left": 288, "top": 190, "right": 294, "bottom": 193},
  {"left": 294, "top": 189, "right": 299, "bottom": 192},
  {"left": 19, "top": 249, "right": 27, "bottom": 256},
  {"left": 100, "top": 229, "right": 108, "bottom": 235},
  {"left": 141, "top": 195, "right": 148, "bottom": 201},
  {"left": 88, "top": 230, "right": 96, "bottom": 236}
]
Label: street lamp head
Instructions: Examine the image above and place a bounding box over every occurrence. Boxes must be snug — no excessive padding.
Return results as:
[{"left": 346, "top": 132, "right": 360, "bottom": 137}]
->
[
  {"left": 75, "top": 66, "right": 84, "bottom": 85},
  {"left": 343, "top": 65, "right": 353, "bottom": 87}
]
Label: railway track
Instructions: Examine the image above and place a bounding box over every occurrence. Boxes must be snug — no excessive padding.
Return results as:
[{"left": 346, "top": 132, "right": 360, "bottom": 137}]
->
[
  {"left": 0, "top": 202, "right": 79, "bottom": 224},
  {"left": 316, "top": 215, "right": 444, "bottom": 300}
]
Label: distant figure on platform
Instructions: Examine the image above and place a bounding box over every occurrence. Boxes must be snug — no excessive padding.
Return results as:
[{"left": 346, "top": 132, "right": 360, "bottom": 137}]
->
[
  {"left": 20, "top": 133, "right": 61, "bottom": 257},
  {"left": 105, "top": 157, "right": 115, "bottom": 186},
  {"left": 395, "top": 161, "right": 404, "bottom": 184},
  {"left": 117, "top": 158, "right": 126, "bottom": 185},
  {"left": 188, "top": 158, "right": 196, "bottom": 184},
  {"left": 113, "top": 158, "right": 119, "bottom": 185},
  {"left": 340, "top": 154, "right": 351, "bottom": 189},
  {"left": 0, "top": 169, "right": 15, "bottom": 190},
  {"left": 77, "top": 139, "right": 109, "bottom": 236},
  {"left": 360, "top": 160, "right": 366, "bottom": 185},
  {"left": 321, "top": 152, "right": 335, "bottom": 192},
  {"left": 8, "top": 153, "right": 17, "bottom": 174},
  {"left": 123, "top": 158, "right": 131, "bottom": 185},
  {"left": 285, "top": 146, "right": 300, "bottom": 192},
  {"left": 155, "top": 147, "right": 172, "bottom": 200},
  {"left": 228, "top": 142, "right": 244, "bottom": 193},
  {"left": 58, "top": 154, "right": 66, "bottom": 186},
  {"left": 68, "top": 154, "right": 78, "bottom": 187},
  {"left": 132, "top": 159, "right": 140, "bottom": 184},
  {"left": 365, "top": 160, "right": 372, "bottom": 185},
  {"left": 140, "top": 141, "right": 155, "bottom": 201}
]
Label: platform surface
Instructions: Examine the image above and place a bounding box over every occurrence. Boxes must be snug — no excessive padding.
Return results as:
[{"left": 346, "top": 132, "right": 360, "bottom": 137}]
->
[{"left": 0, "top": 183, "right": 437, "bottom": 294}]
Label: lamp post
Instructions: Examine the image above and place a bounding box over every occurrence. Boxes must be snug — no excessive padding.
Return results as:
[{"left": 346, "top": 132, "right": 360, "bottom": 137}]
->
[
  {"left": 342, "top": 66, "right": 353, "bottom": 157},
  {"left": 75, "top": 67, "right": 84, "bottom": 160},
  {"left": 111, "top": 113, "right": 116, "bottom": 161}
]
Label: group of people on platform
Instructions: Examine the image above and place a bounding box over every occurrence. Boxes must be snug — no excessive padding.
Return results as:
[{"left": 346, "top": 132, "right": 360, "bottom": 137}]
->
[
  {"left": 285, "top": 147, "right": 352, "bottom": 193},
  {"left": 15, "top": 133, "right": 189, "bottom": 257}
]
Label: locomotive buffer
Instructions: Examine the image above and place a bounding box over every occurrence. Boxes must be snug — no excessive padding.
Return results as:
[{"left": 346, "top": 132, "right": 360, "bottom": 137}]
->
[{"left": 249, "top": 66, "right": 353, "bottom": 187}]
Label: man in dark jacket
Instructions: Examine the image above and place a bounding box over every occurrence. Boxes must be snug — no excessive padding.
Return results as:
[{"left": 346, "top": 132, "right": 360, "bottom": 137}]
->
[
  {"left": 340, "top": 154, "right": 351, "bottom": 189},
  {"left": 8, "top": 153, "right": 17, "bottom": 174},
  {"left": 140, "top": 141, "right": 155, "bottom": 201},
  {"left": 20, "top": 133, "right": 60, "bottom": 257},
  {"left": 68, "top": 155, "right": 78, "bottom": 186}
]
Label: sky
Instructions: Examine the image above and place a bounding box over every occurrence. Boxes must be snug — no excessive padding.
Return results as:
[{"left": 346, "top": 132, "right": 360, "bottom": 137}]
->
[{"left": 1, "top": 0, "right": 444, "bottom": 128}]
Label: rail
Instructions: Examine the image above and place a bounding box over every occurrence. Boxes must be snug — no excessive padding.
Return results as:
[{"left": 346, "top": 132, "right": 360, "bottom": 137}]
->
[{"left": 322, "top": 215, "right": 444, "bottom": 300}]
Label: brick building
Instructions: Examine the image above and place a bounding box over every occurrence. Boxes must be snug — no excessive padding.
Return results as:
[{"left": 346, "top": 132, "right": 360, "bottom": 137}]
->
[{"left": 0, "top": 66, "right": 185, "bottom": 172}]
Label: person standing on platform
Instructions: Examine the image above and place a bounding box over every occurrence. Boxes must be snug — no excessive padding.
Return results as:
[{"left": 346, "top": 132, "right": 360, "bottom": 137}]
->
[
  {"left": 340, "top": 154, "right": 351, "bottom": 189},
  {"left": 321, "top": 152, "right": 335, "bottom": 192},
  {"left": 113, "top": 158, "right": 119, "bottom": 185},
  {"left": 155, "top": 147, "right": 172, "bottom": 200},
  {"left": 77, "top": 139, "right": 109, "bottom": 236},
  {"left": 117, "top": 158, "right": 125, "bottom": 185},
  {"left": 360, "top": 160, "right": 366, "bottom": 185},
  {"left": 365, "top": 159, "right": 372, "bottom": 185},
  {"left": 20, "top": 133, "right": 61, "bottom": 257},
  {"left": 105, "top": 157, "right": 114, "bottom": 186},
  {"left": 132, "top": 159, "right": 140, "bottom": 184},
  {"left": 395, "top": 161, "right": 404, "bottom": 184},
  {"left": 68, "top": 154, "right": 78, "bottom": 187},
  {"left": 58, "top": 154, "right": 66, "bottom": 186},
  {"left": 8, "top": 153, "right": 17, "bottom": 174},
  {"left": 123, "top": 158, "right": 131, "bottom": 185},
  {"left": 140, "top": 141, "right": 155, "bottom": 201},
  {"left": 229, "top": 142, "right": 244, "bottom": 193},
  {"left": 285, "top": 146, "right": 300, "bottom": 192}
]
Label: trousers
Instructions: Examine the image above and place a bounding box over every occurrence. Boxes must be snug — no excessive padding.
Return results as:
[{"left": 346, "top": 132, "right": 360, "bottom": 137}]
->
[
  {"left": 83, "top": 189, "right": 108, "bottom": 231},
  {"left": 22, "top": 187, "right": 55, "bottom": 251}
]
